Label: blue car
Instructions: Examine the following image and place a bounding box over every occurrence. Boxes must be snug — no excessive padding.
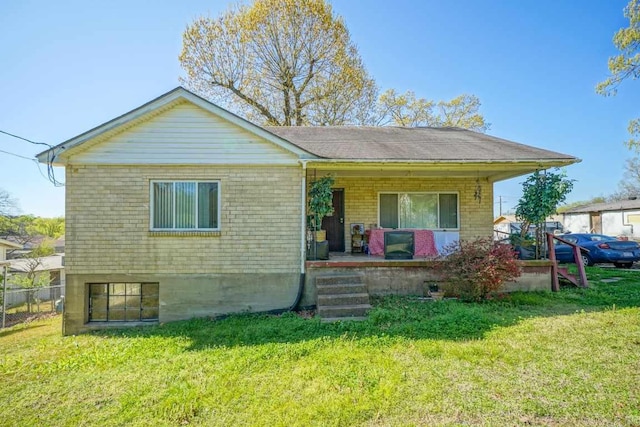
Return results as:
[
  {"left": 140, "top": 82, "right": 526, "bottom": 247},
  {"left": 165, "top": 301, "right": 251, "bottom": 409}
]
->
[{"left": 554, "top": 233, "right": 640, "bottom": 268}]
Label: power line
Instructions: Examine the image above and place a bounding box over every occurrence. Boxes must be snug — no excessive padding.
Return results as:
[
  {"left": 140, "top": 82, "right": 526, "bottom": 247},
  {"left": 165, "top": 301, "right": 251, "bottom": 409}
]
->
[
  {"left": 34, "top": 161, "right": 51, "bottom": 181},
  {"left": 0, "top": 129, "right": 65, "bottom": 187},
  {"left": 0, "top": 129, "right": 50, "bottom": 147},
  {"left": 0, "top": 148, "right": 52, "bottom": 182},
  {"left": 0, "top": 148, "right": 35, "bottom": 161}
]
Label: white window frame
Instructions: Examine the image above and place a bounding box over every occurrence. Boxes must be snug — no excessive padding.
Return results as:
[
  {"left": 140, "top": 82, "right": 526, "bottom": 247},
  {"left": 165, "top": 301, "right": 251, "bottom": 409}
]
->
[
  {"left": 377, "top": 191, "right": 460, "bottom": 231},
  {"left": 149, "top": 180, "right": 221, "bottom": 231}
]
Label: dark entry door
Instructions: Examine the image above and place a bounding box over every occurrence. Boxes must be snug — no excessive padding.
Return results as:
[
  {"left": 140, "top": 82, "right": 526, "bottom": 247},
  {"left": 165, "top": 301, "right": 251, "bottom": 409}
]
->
[{"left": 322, "top": 189, "right": 345, "bottom": 252}]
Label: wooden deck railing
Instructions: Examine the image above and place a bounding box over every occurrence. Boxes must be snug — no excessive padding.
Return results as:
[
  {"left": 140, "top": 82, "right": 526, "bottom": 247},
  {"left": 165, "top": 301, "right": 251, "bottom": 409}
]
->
[{"left": 546, "top": 232, "right": 588, "bottom": 291}]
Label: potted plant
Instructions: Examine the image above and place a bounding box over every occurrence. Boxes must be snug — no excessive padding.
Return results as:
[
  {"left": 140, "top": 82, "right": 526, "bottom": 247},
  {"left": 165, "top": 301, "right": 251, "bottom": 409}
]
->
[{"left": 307, "top": 175, "right": 335, "bottom": 242}]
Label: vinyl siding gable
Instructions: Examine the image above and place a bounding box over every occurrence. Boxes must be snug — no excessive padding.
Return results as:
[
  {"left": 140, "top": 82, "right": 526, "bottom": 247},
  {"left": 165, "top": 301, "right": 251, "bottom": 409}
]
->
[{"left": 69, "top": 102, "right": 300, "bottom": 165}]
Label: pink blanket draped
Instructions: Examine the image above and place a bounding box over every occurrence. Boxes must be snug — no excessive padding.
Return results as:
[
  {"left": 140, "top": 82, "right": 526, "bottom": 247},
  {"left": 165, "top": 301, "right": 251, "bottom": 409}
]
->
[{"left": 366, "top": 229, "right": 438, "bottom": 258}]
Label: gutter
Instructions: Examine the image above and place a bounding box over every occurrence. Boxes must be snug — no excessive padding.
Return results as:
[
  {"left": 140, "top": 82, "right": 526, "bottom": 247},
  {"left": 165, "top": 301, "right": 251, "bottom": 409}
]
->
[{"left": 301, "top": 158, "right": 580, "bottom": 165}]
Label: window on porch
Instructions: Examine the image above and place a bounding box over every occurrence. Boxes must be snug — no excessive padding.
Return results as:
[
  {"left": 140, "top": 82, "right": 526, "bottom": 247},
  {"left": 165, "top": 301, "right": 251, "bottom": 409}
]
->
[{"left": 379, "top": 193, "right": 458, "bottom": 229}]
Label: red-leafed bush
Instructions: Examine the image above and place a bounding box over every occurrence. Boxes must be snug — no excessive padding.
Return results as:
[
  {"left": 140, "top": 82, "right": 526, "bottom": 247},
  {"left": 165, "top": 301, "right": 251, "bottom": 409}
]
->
[{"left": 436, "top": 237, "right": 521, "bottom": 301}]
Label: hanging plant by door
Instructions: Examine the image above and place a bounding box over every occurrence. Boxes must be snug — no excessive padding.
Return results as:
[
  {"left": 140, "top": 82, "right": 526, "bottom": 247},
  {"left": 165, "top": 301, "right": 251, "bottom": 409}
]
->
[{"left": 308, "top": 175, "right": 335, "bottom": 237}]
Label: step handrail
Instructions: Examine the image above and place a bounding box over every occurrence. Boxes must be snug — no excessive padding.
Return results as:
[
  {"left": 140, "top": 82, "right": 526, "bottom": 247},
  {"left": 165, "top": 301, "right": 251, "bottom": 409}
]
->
[{"left": 546, "top": 232, "right": 588, "bottom": 291}]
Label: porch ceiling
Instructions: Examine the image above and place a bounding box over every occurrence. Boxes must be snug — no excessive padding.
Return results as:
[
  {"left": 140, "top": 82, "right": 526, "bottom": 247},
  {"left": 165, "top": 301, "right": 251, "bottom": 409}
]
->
[{"left": 304, "top": 160, "right": 574, "bottom": 182}]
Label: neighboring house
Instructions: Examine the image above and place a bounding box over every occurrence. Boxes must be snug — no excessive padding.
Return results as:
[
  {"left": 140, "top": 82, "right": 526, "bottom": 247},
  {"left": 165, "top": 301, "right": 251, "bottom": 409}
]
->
[
  {"left": 22, "top": 235, "right": 65, "bottom": 254},
  {"left": 8, "top": 253, "right": 66, "bottom": 286},
  {"left": 5, "top": 254, "right": 65, "bottom": 310},
  {"left": 1, "top": 239, "right": 22, "bottom": 286},
  {"left": 494, "top": 215, "right": 564, "bottom": 240},
  {"left": 36, "top": 87, "right": 579, "bottom": 334},
  {"left": 4, "top": 235, "right": 65, "bottom": 259},
  {"left": 0, "top": 238, "right": 22, "bottom": 263},
  {"left": 563, "top": 199, "right": 640, "bottom": 238}
]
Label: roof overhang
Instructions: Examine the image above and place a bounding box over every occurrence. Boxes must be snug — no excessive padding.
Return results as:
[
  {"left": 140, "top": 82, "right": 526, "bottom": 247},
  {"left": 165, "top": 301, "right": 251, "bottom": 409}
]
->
[
  {"left": 0, "top": 239, "right": 22, "bottom": 250},
  {"left": 301, "top": 158, "right": 580, "bottom": 182},
  {"left": 8, "top": 255, "right": 64, "bottom": 273}
]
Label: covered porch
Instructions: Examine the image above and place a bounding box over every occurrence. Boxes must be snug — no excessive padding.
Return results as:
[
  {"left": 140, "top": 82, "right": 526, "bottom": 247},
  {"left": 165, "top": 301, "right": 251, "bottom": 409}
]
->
[
  {"left": 273, "top": 126, "right": 581, "bottom": 317},
  {"left": 304, "top": 161, "right": 512, "bottom": 257}
]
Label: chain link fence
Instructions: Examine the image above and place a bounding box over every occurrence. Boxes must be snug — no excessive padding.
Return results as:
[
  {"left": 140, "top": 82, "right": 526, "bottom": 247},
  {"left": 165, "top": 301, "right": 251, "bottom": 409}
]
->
[{"left": 1, "top": 284, "right": 64, "bottom": 329}]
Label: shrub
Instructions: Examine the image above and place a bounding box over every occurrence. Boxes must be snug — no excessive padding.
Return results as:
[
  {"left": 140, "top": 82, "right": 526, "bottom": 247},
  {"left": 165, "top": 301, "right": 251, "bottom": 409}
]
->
[{"left": 436, "top": 237, "right": 521, "bottom": 301}]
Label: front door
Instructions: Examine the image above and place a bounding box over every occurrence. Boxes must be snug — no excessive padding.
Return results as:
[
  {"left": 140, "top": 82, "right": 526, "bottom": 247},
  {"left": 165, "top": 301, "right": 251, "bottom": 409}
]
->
[{"left": 322, "top": 189, "right": 345, "bottom": 252}]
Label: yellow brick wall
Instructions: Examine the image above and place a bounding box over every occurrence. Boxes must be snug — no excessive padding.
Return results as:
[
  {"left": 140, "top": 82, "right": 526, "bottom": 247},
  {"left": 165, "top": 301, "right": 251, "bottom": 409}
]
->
[
  {"left": 331, "top": 176, "right": 494, "bottom": 245},
  {"left": 65, "top": 165, "right": 303, "bottom": 275}
]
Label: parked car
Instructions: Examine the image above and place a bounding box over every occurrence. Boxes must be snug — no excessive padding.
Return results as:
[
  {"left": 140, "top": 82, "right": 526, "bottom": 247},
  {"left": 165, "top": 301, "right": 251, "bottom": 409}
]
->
[
  {"left": 510, "top": 235, "right": 550, "bottom": 260},
  {"left": 553, "top": 233, "right": 640, "bottom": 268}
]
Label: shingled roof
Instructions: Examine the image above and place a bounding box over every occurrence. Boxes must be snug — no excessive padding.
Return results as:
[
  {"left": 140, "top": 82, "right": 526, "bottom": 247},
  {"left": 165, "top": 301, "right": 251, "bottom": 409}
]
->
[
  {"left": 564, "top": 198, "right": 640, "bottom": 214},
  {"left": 265, "top": 126, "right": 576, "bottom": 162}
]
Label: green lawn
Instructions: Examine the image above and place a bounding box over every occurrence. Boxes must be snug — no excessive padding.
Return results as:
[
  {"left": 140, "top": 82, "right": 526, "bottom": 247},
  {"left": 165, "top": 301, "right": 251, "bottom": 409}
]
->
[{"left": 1, "top": 267, "right": 639, "bottom": 426}]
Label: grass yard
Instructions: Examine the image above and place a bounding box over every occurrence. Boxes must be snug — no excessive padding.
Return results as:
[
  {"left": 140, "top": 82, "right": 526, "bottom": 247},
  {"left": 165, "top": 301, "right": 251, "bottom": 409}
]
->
[{"left": 1, "top": 267, "right": 639, "bottom": 426}]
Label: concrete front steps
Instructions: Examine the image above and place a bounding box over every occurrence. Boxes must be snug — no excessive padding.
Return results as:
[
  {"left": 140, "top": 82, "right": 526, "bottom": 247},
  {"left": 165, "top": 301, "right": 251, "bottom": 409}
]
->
[{"left": 316, "top": 274, "right": 372, "bottom": 322}]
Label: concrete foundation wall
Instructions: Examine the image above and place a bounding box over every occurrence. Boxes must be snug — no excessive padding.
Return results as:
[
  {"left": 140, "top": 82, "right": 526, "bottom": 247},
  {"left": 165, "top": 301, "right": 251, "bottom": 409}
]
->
[
  {"left": 503, "top": 262, "right": 554, "bottom": 292},
  {"left": 304, "top": 260, "right": 552, "bottom": 305},
  {"left": 65, "top": 272, "right": 301, "bottom": 334}
]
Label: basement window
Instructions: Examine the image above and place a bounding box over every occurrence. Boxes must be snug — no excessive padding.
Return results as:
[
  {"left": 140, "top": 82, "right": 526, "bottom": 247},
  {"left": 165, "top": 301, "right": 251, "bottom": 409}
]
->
[{"left": 88, "top": 282, "right": 159, "bottom": 322}]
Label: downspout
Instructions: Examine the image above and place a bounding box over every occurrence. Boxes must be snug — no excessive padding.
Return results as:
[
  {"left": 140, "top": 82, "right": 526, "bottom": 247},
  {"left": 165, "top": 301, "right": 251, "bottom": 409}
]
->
[
  {"left": 217, "top": 162, "right": 308, "bottom": 319},
  {"left": 300, "top": 160, "right": 308, "bottom": 274},
  {"left": 286, "top": 160, "right": 308, "bottom": 311},
  {"left": 279, "top": 160, "right": 307, "bottom": 312},
  {"left": 214, "top": 162, "right": 308, "bottom": 320}
]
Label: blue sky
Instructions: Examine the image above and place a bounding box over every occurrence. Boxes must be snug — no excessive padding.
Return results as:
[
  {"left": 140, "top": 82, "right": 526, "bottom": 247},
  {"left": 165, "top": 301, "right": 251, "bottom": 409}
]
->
[{"left": 0, "top": 0, "right": 637, "bottom": 217}]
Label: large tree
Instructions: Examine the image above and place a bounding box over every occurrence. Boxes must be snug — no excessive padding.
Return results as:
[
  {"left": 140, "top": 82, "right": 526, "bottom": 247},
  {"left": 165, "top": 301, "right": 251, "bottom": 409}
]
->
[
  {"left": 0, "top": 188, "right": 17, "bottom": 216},
  {"left": 180, "top": 0, "right": 376, "bottom": 126},
  {"left": 180, "top": 0, "right": 489, "bottom": 130},
  {"left": 371, "top": 90, "right": 489, "bottom": 131},
  {"left": 0, "top": 215, "right": 38, "bottom": 252},
  {"left": 610, "top": 156, "right": 640, "bottom": 200},
  {"left": 597, "top": 0, "right": 640, "bottom": 148}
]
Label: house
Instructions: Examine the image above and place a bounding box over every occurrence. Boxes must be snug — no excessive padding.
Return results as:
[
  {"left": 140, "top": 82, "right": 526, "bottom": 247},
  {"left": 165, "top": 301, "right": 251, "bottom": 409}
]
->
[
  {"left": 562, "top": 199, "right": 640, "bottom": 238},
  {"left": 4, "top": 235, "right": 65, "bottom": 259},
  {"left": 8, "top": 253, "right": 65, "bottom": 287},
  {"left": 1, "top": 239, "right": 22, "bottom": 285},
  {"left": 493, "top": 214, "right": 564, "bottom": 240},
  {"left": 0, "top": 238, "right": 22, "bottom": 263},
  {"left": 21, "top": 235, "right": 65, "bottom": 254},
  {"left": 5, "top": 254, "right": 65, "bottom": 310},
  {"left": 36, "top": 87, "right": 579, "bottom": 334}
]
